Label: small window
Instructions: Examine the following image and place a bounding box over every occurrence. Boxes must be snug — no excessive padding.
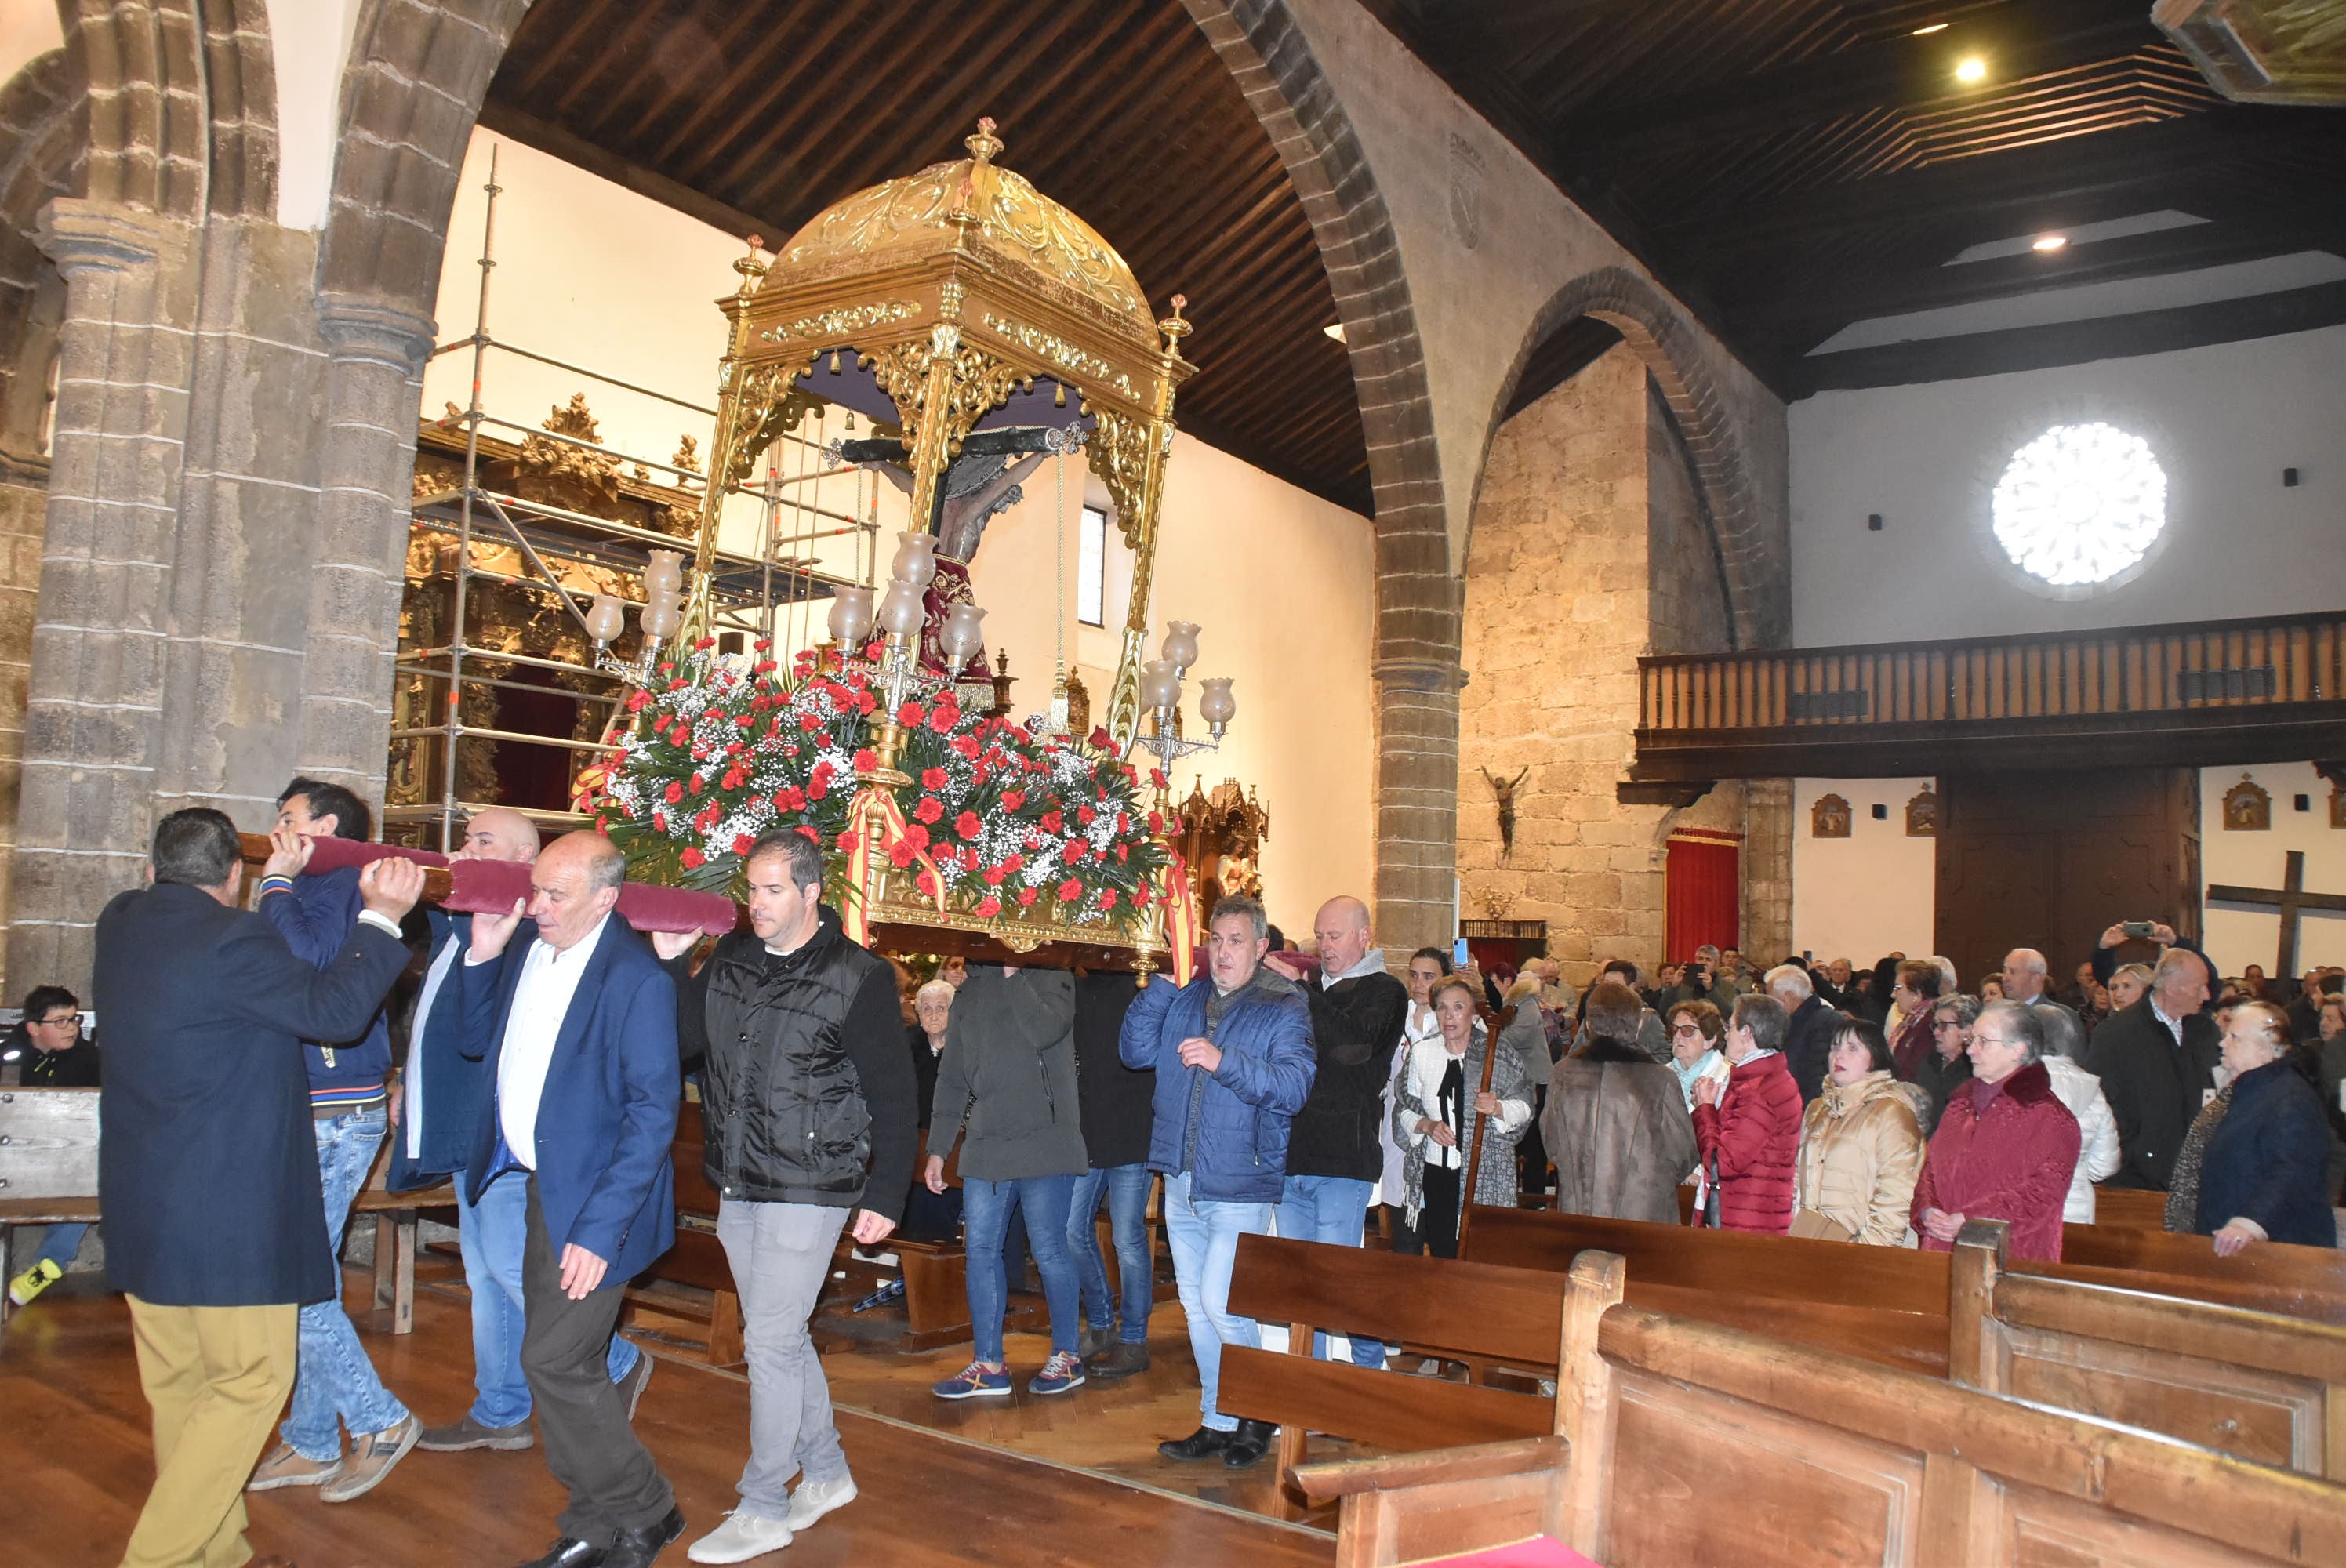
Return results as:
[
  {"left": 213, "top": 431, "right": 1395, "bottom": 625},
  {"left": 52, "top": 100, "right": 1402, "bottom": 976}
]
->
[{"left": 1077, "top": 504, "right": 1108, "bottom": 627}]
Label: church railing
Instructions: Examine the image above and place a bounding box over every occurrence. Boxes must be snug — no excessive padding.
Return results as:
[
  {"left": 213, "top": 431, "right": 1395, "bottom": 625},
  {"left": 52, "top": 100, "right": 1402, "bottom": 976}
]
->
[{"left": 1632, "top": 608, "right": 2346, "bottom": 779}]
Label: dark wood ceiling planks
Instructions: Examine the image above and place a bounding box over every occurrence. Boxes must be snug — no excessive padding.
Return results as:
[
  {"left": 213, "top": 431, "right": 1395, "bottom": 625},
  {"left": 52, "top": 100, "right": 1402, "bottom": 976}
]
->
[
  {"left": 482, "top": 0, "right": 1371, "bottom": 513},
  {"left": 1362, "top": 0, "right": 2346, "bottom": 396}
]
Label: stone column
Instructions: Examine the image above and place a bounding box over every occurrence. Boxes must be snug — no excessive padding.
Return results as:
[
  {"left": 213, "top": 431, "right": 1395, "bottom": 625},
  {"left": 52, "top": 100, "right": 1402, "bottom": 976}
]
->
[
  {"left": 9, "top": 200, "right": 199, "bottom": 987},
  {"left": 1741, "top": 776, "right": 1794, "bottom": 963},
  {"left": 300, "top": 294, "right": 434, "bottom": 805},
  {"left": 1374, "top": 653, "right": 1463, "bottom": 961}
]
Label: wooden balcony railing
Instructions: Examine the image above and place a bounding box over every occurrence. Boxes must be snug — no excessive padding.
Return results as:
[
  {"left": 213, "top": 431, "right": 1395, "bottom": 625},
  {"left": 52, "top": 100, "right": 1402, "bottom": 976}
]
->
[{"left": 1632, "top": 609, "right": 2346, "bottom": 782}]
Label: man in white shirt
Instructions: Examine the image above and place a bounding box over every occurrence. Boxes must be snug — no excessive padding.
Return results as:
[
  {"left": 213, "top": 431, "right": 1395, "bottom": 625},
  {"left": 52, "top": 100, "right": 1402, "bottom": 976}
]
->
[
  {"left": 459, "top": 832, "right": 683, "bottom": 1568},
  {"left": 412, "top": 810, "right": 649, "bottom": 1455}
]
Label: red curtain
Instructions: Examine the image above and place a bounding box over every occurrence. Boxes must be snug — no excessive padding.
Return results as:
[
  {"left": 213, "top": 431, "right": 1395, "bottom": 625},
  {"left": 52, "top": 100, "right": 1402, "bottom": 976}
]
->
[{"left": 1665, "top": 835, "right": 1739, "bottom": 963}]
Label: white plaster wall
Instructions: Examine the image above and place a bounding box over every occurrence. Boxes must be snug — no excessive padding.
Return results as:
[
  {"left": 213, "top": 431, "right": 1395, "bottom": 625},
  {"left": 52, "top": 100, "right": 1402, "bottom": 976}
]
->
[
  {"left": 0, "top": 9, "right": 63, "bottom": 87},
  {"left": 1790, "top": 325, "right": 2346, "bottom": 645},
  {"left": 263, "top": 0, "right": 365, "bottom": 230},
  {"left": 2200, "top": 761, "right": 2346, "bottom": 977},
  {"left": 1283, "top": 0, "right": 1785, "bottom": 574},
  {"left": 1791, "top": 777, "right": 1937, "bottom": 966},
  {"left": 416, "top": 129, "right": 1377, "bottom": 939}
]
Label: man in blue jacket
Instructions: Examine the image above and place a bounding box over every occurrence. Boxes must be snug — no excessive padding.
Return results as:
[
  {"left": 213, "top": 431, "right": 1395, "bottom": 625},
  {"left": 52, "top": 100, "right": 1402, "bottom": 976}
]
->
[
  {"left": 459, "top": 830, "right": 684, "bottom": 1568},
  {"left": 247, "top": 777, "right": 419, "bottom": 1503},
  {"left": 397, "top": 808, "right": 648, "bottom": 1454},
  {"left": 1120, "top": 893, "right": 1316, "bottom": 1470},
  {"left": 96, "top": 808, "right": 424, "bottom": 1568}
]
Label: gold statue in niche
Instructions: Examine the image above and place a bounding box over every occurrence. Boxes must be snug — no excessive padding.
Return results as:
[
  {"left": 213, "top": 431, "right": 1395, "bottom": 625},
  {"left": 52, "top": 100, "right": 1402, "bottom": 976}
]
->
[
  {"left": 2224, "top": 773, "right": 2272, "bottom": 831},
  {"left": 1810, "top": 793, "right": 1853, "bottom": 839}
]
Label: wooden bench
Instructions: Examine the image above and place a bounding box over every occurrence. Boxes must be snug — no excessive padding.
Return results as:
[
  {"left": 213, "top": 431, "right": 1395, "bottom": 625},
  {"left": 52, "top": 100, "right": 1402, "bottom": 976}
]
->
[
  {"left": 1291, "top": 1247, "right": 2346, "bottom": 1568},
  {"left": 2083, "top": 1182, "right": 2170, "bottom": 1231},
  {"left": 1952, "top": 1217, "right": 2346, "bottom": 1483}
]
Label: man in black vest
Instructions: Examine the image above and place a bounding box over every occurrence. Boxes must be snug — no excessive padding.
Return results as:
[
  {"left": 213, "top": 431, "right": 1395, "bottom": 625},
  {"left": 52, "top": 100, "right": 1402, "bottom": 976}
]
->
[
  {"left": 1265, "top": 895, "right": 1407, "bottom": 1369},
  {"left": 670, "top": 830, "right": 916, "bottom": 1565},
  {"left": 95, "top": 808, "right": 423, "bottom": 1568}
]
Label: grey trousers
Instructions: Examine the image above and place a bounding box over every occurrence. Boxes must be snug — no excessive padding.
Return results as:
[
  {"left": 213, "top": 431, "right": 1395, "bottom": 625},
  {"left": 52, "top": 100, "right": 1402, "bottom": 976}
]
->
[
  {"left": 521, "top": 1181, "right": 674, "bottom": 1543},
  {"left": 716, "top": 1198, "right": 852, "bottom": 1520}
]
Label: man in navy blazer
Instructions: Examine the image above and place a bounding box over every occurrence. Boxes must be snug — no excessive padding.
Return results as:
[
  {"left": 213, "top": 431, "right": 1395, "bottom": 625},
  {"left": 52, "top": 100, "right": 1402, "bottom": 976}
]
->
[
  {"left": 95, "top": 808, "right": 424, "bottom": 1568},
  {"left": 457, "top": 830, "right": 683, "bottom": 1568},
  {"left": 398, "top": 808, "right": 647, "bottom": 1456}
]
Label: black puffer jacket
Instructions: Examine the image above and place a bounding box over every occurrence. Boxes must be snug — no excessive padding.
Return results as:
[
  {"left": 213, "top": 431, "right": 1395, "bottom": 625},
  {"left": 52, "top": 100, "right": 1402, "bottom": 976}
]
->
[{"left": 676, "top": 907, "right": 918, "bottom": 1221}]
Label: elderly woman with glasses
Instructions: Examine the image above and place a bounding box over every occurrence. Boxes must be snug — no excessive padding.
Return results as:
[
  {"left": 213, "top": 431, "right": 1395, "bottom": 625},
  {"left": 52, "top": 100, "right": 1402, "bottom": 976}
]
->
[
  {"left": 1910, "top": 1000, "right": 2082, "bottom": 1261},
  {"left": 1908, "top": 994, "right": 1979, "bottom": 1136},
  {"left": 1665, "top": 1000, "right": 1730, "bottom": 1111}
]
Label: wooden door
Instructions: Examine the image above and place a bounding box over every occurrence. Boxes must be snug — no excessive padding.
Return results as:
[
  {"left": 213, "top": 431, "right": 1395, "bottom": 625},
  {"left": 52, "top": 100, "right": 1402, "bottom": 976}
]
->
[{"left": 1935, "top": 769, "right": 2198, "bottom": 992}]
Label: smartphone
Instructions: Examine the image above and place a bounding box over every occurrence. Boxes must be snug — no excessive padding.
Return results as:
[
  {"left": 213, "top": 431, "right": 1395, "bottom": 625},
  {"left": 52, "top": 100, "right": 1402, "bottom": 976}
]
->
[
  {"left": 1452, "top": 937, "right": 1471, "bottom": 967},
  {"left": 2122, "top": 920, "right": 2156, "bottom": 939}
]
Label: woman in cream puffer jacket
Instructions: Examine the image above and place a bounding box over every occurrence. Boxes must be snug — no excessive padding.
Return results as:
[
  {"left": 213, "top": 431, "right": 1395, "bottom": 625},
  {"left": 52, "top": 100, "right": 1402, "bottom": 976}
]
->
[{"left": 1795, "top": 1017, "right": 1929, "bottom": 1245}]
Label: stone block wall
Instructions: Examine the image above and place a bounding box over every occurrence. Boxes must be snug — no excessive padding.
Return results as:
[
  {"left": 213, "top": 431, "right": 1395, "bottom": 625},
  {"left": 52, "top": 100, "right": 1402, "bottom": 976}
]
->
[{"left": 1458, "top": 342, "right": 1789, "bottom": 985}]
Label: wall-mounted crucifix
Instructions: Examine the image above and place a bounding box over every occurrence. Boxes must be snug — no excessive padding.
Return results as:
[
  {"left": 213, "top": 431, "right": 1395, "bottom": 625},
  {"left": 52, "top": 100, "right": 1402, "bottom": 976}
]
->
[{"left": 2206, "top": 850, "right": 2346, "bottom": 978}]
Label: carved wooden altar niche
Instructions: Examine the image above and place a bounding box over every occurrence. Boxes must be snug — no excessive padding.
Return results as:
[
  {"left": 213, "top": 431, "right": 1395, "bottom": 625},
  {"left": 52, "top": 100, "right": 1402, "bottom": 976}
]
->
[
  {"left": 412, "top": 393, "right": 706, "bottom": 539},
  {"left": 2223, "top": 773, "right": 2272, "bottom": 831},
  {"left": 1178, "top": 779, "right": 1270, "bottom": 927}
]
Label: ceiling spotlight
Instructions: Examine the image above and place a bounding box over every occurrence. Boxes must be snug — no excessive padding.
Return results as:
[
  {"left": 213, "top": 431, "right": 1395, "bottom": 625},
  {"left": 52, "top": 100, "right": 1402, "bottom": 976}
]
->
[
  {"left": 2032, "top": 234, "right": 2068, "bottom": 252},
  {"left": 1912, "top": 22, "right": 1948, "bottom": 35},
  {"left": 1323, "top": 321, "right": 1347, "bottom": 343},
  {"left": 1955, "top": 56, "right": 1988, "bottom": 82}
]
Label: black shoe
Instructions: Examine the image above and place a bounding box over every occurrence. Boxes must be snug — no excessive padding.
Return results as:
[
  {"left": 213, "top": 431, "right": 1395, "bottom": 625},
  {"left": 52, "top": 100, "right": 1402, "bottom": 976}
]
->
[
  {"left": 1089, "top": 1341, "right": 1152, "bottom": 1381},
  {"left": 605, "top": 1505, "right": 686, "bottom": 1568},
  {"left": 1222, "top": 1419, "right": 1276, "bottom": 1468},
  {"left": 1157, "top": 1425, "right": 1233, "bottom": 1462},
  {"left": 512, "top": 1541, "right": 606, "bottom": 1568}
]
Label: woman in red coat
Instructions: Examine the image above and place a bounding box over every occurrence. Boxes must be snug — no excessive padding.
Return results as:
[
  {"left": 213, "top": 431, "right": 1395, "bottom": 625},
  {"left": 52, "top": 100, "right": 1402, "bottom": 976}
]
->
[
  {"left": 1691, "top": 994, "right": 1804, "bottom": 1232},
  {"left": 1912, "top": 1000, "right": 2081, "bottom": 1261}
]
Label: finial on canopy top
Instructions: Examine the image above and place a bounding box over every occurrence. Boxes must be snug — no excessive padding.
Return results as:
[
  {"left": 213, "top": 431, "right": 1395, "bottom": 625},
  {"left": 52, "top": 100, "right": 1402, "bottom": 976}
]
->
[
  {"left": 967, "top": 117, "right": 1004, "bottom": 165},
  {"left": 1158, "top": 293, "right": 1192, "bottom": 352},
  {"left": 734, "top": 234, "right": 768, "bottom": 293}
]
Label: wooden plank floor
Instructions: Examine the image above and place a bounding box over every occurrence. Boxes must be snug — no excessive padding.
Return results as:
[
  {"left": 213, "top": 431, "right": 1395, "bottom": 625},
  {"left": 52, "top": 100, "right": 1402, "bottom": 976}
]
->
[{"left": 1, "top": 1267, "right": 1340, "bottom": 1567}]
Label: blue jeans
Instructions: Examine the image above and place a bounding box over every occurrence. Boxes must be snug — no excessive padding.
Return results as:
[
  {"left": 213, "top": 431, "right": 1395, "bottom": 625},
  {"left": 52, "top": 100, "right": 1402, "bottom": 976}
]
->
[
  {"left": 31, "top": 1221, "right": 89, "bottom": 1270},
  {"left": 463, "top": 1168, "right": 639, "bottom": 1428},
  {"left": 282, "top": 1108, "right": 411, "bottom": 1459},
  {"left": 1067, "top": 1163, "right": 1153, "bottom": 1344},
  {"left": 961, "top": 1173, "right": 1080, "bottom": 1363},
  {"left": 1162, "top": 1169, "right": 1272, "bottom": 1432},
  {"left": 1275, "top": 1174, "right": 1385, "bottom": 1367}
]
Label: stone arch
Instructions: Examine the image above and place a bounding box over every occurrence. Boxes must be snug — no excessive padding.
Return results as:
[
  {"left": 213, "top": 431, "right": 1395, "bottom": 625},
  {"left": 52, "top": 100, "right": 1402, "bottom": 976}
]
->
[
  {"left": 1491, "top": 265, "right": 1777, "bottom": 652},
  {"left": 1181, "top": 0, "right": 1459, "bottom": 956},
  {"left": 0, "top": 48, "right": 79, "bottom": 461}
]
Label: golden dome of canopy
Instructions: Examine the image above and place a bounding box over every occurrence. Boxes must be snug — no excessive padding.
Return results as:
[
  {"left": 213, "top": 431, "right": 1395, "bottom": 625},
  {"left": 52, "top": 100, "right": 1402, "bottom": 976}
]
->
[{"left": 777, "top": 120, "right": 1155, "bottom": 338}]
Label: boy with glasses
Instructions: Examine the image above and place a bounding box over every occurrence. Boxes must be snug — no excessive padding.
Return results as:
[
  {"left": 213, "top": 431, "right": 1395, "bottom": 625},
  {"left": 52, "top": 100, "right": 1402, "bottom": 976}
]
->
[{"left": 5, "top": 985, "right": 100, "bottom": 1305}]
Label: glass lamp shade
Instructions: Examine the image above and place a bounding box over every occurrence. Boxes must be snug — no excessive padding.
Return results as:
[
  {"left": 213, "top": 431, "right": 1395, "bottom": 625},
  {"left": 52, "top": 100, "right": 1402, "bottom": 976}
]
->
[
  {"left": 826, "top": 585, "right": 875, "bottom": 646},
  {"left": 877, "top": 578, "right": 927, "bottom": 637},
  {"left": 1140, "top": 659, "right": 1181, "bottom": 712},
  {"left": 1161, "top": 620, "right": 1201, "bottom": 673},
  {"left": 639, "top": 593, "right": 682, "bottom": 640},
  {"left": 940, "top": 603, "right": 986, "bottom": 666},
  {"left": 890, "top": 530, "right": 939, "bottom": 590},
  {"left": 643, "top": 549, "right": 685, "bottom": 594},
  {"left": 1197, "top": 676, "right": 1236, "bottom": 726},
  {"left": 584, "top": 594, "right": 626, "bottom": 643}
]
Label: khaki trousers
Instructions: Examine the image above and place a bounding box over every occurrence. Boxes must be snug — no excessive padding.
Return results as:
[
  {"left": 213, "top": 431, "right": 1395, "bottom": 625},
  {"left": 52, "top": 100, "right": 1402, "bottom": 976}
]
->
[{"left": 122, "top": 1295, "right": 297, "bottom": 1568}]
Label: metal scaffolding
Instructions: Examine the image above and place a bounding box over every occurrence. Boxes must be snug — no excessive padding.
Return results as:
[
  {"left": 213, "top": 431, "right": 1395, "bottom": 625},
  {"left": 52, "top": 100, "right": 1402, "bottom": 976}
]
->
[{"left": 389, "top": 147, "right": 878, "bottom": 848}]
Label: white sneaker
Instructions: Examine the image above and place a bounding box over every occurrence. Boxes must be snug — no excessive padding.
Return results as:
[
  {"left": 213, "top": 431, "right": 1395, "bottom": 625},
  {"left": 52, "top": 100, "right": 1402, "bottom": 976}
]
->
[
  {"left": 687, "top": 1511, "right": 794, "bottom": 1563},
  {"left": 786, "top": 1476, "right": 858, "bottom": 1531}
]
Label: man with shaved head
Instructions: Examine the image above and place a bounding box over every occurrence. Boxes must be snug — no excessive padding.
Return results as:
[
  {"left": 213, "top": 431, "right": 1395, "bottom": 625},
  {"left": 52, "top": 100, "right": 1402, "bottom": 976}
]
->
[
  {"left": 1264, "top": 895, "right": 1407, "bottom": 1371},
  {"left": 460, "top": 830, "right": 684, "bottom": 1567},
  {"left": 411, "top": 811, "right": 648, "bottom": 1460}
]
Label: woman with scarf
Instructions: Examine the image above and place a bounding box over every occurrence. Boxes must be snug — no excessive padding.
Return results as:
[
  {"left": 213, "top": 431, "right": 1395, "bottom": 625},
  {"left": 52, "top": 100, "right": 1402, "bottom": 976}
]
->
[
  {"left": 2168, "top": 1000, "right": 2335, "bottom": 1252},
  {"left": 1379, "top": 946, "right": 1451, "bottom": 1243},
  {"left": 1665, "top": 999, "right": 1731, "bottom": 1111},
  {"left": 1911, "top": 1000, "right": 2080, "bottom": 1261},
  {"left": 1794, "top": 1018, "right": 1927, "bottom": 1244},
  {"left": 1390, "top": 975, "right": 1535, "bottom": 1257}
]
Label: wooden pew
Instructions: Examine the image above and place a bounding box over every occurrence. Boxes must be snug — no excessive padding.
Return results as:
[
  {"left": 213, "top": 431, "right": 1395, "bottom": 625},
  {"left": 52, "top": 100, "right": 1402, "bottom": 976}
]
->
[
  {"left": 1293, "top": 1247, "right": 2346, "bottom": 1568},
  {"left": 1218, "top": 1232, "right": 1563, "bottom": 1489},
  {"left": 2083, "top": 1182, "right": 2170, "bottom": 1231},
  {"left": 1953, "top": 1218, "right": 2346, "bottom": 1483}
]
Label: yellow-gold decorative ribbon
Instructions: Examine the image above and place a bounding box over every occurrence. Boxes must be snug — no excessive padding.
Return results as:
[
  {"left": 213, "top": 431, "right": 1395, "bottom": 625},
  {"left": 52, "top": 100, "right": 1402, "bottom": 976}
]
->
[{"left": 841, "top": 783, "right": 948, "bottom": 946}]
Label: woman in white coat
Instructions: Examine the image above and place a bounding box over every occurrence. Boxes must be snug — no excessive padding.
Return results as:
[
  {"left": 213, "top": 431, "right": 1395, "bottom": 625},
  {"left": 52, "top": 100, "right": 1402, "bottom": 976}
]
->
[{"left": 2032, "top": 1004, "right": 2122, "bottom": 1221}]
